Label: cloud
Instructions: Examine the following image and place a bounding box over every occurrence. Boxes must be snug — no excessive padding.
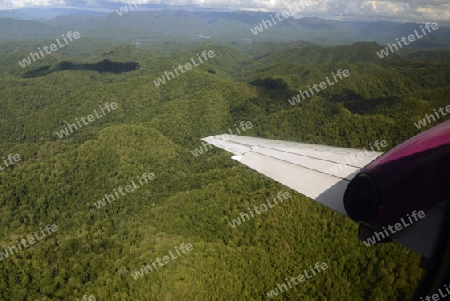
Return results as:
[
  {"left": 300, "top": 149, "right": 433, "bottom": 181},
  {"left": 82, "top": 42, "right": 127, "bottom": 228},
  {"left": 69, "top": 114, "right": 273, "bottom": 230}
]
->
[
  {"left": 277, "top": 0, "right": 447, "bottom": 21},
  {"left": 5, "top": 0, "right": 66, "bottom": 8},
  {"left": 0, "top": 0, "right": 448, "bottom": 21}
]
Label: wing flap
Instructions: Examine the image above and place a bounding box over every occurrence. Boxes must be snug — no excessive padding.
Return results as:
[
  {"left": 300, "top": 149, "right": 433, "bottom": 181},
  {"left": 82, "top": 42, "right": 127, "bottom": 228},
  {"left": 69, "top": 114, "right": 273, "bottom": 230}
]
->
[
  {"left": 249, "top": 146, "right": 360, "bottom": 180},
  {"left": 239, "top": 151, "right": 349, "bottom": 215}
]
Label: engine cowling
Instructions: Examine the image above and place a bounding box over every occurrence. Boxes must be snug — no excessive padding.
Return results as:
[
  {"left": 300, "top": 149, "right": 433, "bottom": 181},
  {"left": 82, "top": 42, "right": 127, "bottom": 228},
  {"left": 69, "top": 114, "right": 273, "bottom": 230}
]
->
[{"left": 344, "top": 120, "right": 450, "bottom": 225}]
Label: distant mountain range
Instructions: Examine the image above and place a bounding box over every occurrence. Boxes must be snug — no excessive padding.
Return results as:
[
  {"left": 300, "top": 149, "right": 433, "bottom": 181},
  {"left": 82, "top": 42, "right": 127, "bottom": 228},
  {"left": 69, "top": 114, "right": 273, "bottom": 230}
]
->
[
  {"left": 0, "top": 8, "right": 108, "bottom": 20},
  {"left": 0, "top": 9, "right": 449, "bottom": 48},
  {"left": 0, "top": 5, "right": 230, "bottom": 20}
]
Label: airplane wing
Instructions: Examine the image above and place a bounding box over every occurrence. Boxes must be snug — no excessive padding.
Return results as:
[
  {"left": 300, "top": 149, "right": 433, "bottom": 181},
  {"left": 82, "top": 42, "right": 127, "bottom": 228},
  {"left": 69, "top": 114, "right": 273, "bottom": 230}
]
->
[
  {"left": 202, "top": 134, "right": 448, "bottom": 258},
  {"left": 203, "top": 134, "right": 382, "bottom": 216}
]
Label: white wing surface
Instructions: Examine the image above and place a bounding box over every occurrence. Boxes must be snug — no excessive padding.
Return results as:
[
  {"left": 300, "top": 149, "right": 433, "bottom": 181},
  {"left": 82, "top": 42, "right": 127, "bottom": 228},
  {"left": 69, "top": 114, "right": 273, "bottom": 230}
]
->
[{"left": 203, "top": 135, "right": 383, "bottom": 216}]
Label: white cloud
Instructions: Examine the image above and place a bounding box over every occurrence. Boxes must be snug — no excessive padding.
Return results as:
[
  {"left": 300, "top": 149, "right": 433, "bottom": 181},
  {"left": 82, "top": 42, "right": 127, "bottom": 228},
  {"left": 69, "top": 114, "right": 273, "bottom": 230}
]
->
[
  {"left": 0, "top": 0, "right": 448, "bottom": 21},
  {"left": 5, "top": 0, "right": 65, "bottom": 7}
]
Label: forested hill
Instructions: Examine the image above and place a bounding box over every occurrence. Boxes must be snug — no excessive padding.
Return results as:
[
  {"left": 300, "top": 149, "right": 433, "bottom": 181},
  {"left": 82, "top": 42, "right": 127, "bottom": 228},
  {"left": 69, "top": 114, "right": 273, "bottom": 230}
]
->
[{"left": 0, "top": 39, "right": 448, "bottom": 299}]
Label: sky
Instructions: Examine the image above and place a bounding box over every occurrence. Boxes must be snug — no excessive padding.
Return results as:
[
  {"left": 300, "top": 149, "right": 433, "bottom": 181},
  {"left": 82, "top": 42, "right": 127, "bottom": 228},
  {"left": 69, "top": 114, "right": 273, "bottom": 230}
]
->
[{"left": 0, "top": 0, "right": 449, "bottom": 22}]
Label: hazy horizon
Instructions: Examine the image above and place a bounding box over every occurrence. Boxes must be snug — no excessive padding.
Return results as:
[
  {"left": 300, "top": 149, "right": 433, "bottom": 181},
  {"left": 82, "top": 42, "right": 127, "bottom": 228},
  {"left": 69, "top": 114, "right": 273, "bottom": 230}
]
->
[{"left": 0, "top": 0, "right": 449, "bottom": 23}]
